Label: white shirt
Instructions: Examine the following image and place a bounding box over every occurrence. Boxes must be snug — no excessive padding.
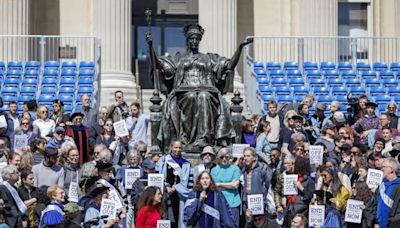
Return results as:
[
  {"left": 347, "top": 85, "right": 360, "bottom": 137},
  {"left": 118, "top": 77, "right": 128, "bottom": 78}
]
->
[
  {"left": 265, "top": 114, "right": 280, "bottom": 143},
  {"left": 8, "top": 114, "right": 20, "bottom": 130},
  {"left": 33, "top": 118, "right": 56, "bottom": 137}
]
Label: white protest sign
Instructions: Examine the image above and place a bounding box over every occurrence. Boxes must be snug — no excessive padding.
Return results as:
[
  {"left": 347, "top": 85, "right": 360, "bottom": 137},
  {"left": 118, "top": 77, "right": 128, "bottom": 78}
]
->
[
  {"left": 157, "top": 220, "right": 171, "bottom": 228},
  {"left": 309, "top": 145, "right": 324, "bottom": 165},
  {"left": 100, "top": 199, "right": 117, "bottom": 220},
  {"left": 108, "top": 189, "right": 123, "bottom": 210},
  {"left": 68, "top": 182, "right": 79, "bottom": 203},
  {"left": 366, "top": 169, "right": 384, "bottom": 189},
  {"left": 124, "top": 169, "right": 141, "bottom": 189},
  {"left": 232, "top": 144, "right": 249, "bottom": 158},
  {"left": 0, "top": 115, "right": 7, "bottom": 128},
  {"left": 14, "top": 135, "right": 28, "bottom": 151},
  {"left": 247, "top": 194, "right": 264, "bottom": 215},
  {"left": 148, "top": 173, "right": 164, "bottom": 192},
  {"left": 113, "top": 120, "right": 129, "bottom": 137},
  {"left": 283, "top": 174, "right": 298, "bottom": 195},
  {"left": 309, "top": 205, "right": 325, "bottom": 227},
  {"left": 344, "top": 199, "right": 363, "bottom": 224}
]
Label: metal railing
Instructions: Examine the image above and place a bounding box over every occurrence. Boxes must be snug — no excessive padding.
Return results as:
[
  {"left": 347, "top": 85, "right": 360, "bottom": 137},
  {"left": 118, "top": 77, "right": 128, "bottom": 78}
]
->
[
  {"left": 243, "top": 36, "right": 400, "bottom": 113},
  {"left": 0, "top": 35, "right": 101, "bottom": 110}
]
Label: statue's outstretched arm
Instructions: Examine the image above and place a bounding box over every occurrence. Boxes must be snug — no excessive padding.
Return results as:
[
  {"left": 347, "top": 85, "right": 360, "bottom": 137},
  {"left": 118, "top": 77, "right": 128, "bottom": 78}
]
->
[
  {"left": 226, "top": 37, "right": 254, "bottom": 71},
  {"left": 146, "top": 32, "right": 162, "bottom": 70}
]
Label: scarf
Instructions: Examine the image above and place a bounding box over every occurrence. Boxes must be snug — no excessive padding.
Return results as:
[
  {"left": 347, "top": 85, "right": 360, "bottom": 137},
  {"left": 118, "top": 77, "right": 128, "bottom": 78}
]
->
[
  {"left": 377, "top": 177, "right": 400, "bottom": 227},
  {"left": 170, "top": 154, "right": 188, "bottom": 165},
  {"left": 2, "top": 181, "right": 27, "bottom": 214},
  {"left": 198, "top": 190, "right": 216, "bottom": 228}
]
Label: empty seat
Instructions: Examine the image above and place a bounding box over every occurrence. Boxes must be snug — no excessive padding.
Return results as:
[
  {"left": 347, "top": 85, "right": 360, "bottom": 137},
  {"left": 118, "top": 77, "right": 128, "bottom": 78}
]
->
[
  {"left": 388, "top": 87, "right": 400, "bottom": 95},
  {"left": 305, "top": 70, "right": 322, "bottom": 79},
  {"left": 24, "top": 70, "right": 39, "bottom": 78},
  {"left": 336, "top": 95, "right": 347, "bottom": 103},
  {"left": 275, "top": 86, "right": 291, "bottom": 95},
  {"left": 266, "top": 61, "right": 281, "bottom": 70},
  {"left": 276, "top": 95, "right": 293, "bottom": 103},
  {"left": 283, "top": 61, "right": 299, "bottom": 70},
  {"left": 317, "top": 95, "right": 336, "bottom": 103},
  {"left": 254, "top": 69, "right": 267, "bottom": 76},
  {"left": 331, "top": 86, "right": 348, "bottom": 95},
  {"left": 261, "top": 94, "right": 273, "bottom": 102},
  {"left": 320, "top": 61, "right": 336, "bottom": 70},
  {"left": 364, "top": 78, "right": 381, "bottom": 87},
  {"left": 390, "top": 62, "right": 400, "bottom": 72},
  {"left": 369, "top": 86, "right": 386, "bottom": 95},
  {"left": 326, "top": 78, "right": 343, "bottom": 87},
  {"left": 308, "top": 78, "right": 325, "bottom": 87},
  {"left": 394, "top": 96, "right": 400, "bottom": 103},
  {"left": 22, "top": 78, "right": 38, "bottom": 86},
  {"left": 78, "top": 86, "right": 94, "bottom": 95},
  {"left": 64, "top": 105, "right": 73, "bottom": 113},
  {"left": 373, "top": 62, "right": 388, "bottom": 71},
  {"left": 61, "top": 69, "right": 77, "bottom": 77},
  {"left": 341, "top": 70, "right": 357, "bottom": 79},
  {"left": 361, "top": 70, "right": 377, "bottom": 80},
  {"left": 1, "top": 87, "right": 18, "bottom": 96},
  {"left": 270, "top": 78, "right": 287, "bottom": 86},
  {"left": 356, "top": 62, "right": 371, "bottom": 71},
  {"left": 60, "top": 77, "right": 76, "bottom": 85},
  {"left": 293, "top": 86, "right": 308, "bottom": 95},
  {"left": 38, "top": 94, "right": 54, "bottom": 103},
  {"left": 20, "top": 87, "right": 37, "bottom": 96},
  {"left": 6, "top": 70, "right": 22, "bottom": 78},
  {"left": 0, "top": 62, "right": 5, "bottom": 71},
  {"left": 2, "top": 95, "right": 16, "bottom": 103},
  {"left": 379, "top": 70, "right": 395, "bottom": 79},
  {"left": 3, "top": 78, "right": 20, "bottom": 87},
  {"left": 59, "top": 86, "right": 75, "bottom": 94},
  {"left": 312, "top": 87, "right": 329, "bottom": 95},
  {"left": 294, "top": 95, "right": 305, "bottom": 102},
  {"left": 344, "top": 78, "right": 361, "bottom": 87},
  {"left": 348, "top": 86, "right": 366, "bottom": 96},
  {"left": 58, "top": 94, "right": 74, "bottom": 103},
  {"left": 41, "top": 86, "right": 57, "bottom": 94},
  {"left": 258, "top": 85, "right": 274, "bottom": 95},
  {"left": 253, "top": 61, "right": 264, "bottom": 70},
  {"left": 323, "top": 70, "right": 339, "bottom": 79},
  {"left": 44, "top": 61, "right": 60, "bottom": 70},
  {"left": 79, "top": 61, "right": 95, "bottom": 70},
  {"left": 18, "top": 95, "right": 34, "bottom": 103},
  {"left": 286, "top": 70, "right": 302, "bottom": 78},
  {"left": 42, "top": 78, "right": 58, "bottom": 86},
  {"left": 25, "top": 61, "right": 40, "bottom": 70},
  {"left": 375, "top": 95, "right": 391, "bottom": 103},
  {"left": 382, "top": 79, "right": 398, "bottom": 87},
  {"left": 61, "top": 61, "right": 77, "bottom": 70},
  {"left": 7, "top": 61, "right": 23, "bottom": 70},
  {"left": 288, "top": 78, "right": 305, "bottom": 86},
  {"left": 269, "top": 70, "right": 285, "bottom": 78},
  {"left": 303, "top": 61, "right": 318, "bottom": 70},
  {"left": 338, "top": 61, "right": 353, "bottom": 71},
  {"left": 78, "top": 77, "right": 93, "bottom": 85},
  {"left": 257, "top": 77, "right": 269, "bottom": 85},
  {"left": 43, "top": 69, "right": 59, "bottom": 77}
]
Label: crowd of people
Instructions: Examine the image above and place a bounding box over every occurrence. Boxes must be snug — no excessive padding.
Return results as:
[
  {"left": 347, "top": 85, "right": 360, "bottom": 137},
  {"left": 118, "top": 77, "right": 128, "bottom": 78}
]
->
[{"left": 1, "top": 90, "right": 400, "bottom": 228}]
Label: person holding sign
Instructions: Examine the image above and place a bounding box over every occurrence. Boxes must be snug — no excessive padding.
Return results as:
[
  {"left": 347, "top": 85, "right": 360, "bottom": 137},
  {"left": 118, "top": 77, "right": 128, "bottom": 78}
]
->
[
  {"left": 255, "top": 119, "right": 272, "bottom": 164},
  {"left": 135, "top": 186, "right": 164, "bottom": 228},
  {"left": 63, "top": 147, "right": 81, "bottom": 199},
  {"left": 115, "top": 150, "right": 142, "bottom": 190},
  {"left": 346, "top": 181, "right": 375, "bottom": 228},
  {"left": 66, "top": 112, "right": 91, "bottom": 164},
  {"left": 156, "top": 140, "right": 193, "bottom": 228},
  {"left": 184, "top": 171, "right": 237, "bottom": 228},
  {"left": 376, "top": 158, "right": 400, "bottom": 228},
  {"left": 39, "top": 185, "right": 66, "bottom": 227}
]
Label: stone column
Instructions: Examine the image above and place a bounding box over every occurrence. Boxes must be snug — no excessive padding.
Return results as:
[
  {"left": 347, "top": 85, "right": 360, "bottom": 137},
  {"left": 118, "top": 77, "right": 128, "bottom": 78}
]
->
[
  {"left": 93, "top": 0, "right": 136, "bottom": 107},
  {"left": 0, "top": 0, "right": 29, "bottom": 61},
  {"left": 199, "top": 0, "right": 240, "bottom": 82}
]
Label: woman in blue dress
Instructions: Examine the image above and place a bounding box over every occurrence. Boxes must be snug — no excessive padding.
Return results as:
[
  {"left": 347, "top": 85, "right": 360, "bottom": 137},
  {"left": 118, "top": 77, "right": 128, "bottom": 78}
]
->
[{"left": 39, "top": 185, "right": 66, "bottom": 227}]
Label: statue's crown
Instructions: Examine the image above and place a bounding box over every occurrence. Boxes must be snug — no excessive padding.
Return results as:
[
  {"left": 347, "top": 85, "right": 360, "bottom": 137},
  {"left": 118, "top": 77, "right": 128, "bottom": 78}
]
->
[{"left": 183, "top": 24, "right": 204, "bottom": 38}]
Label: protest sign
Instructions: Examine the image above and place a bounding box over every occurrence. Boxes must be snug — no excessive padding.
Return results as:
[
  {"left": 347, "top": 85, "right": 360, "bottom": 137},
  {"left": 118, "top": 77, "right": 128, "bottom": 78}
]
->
[
  {"left": 309, "top": 145, "right": 324, "bottom": 165},
  {"left": 108, "top": 189, "right": 123, "bottom": 210},
  {"left": 247, "top": 194, "right": 264, "bottom": 215},
  {"left": 14, "top": 135, "right": 28, "bottom": 151},
  {"left": 148, "top": 173, "right": 164, "bottom": 192},
  {"left": 157, "top": 220, "right": 171, "bottom": 228},
  {"left": 113, "top": 120, "right": 129, "bottom": 137},
  {"left": 232, "top": 144, "right": 249, "bottom": 158},
  {"left": 283, "top": 174, "right": 298, "bottom": 195},
  {"left": 68, "top": 182, "right": 79, "bottom": 203},
  {"left": 309, "top": 205, "right": 325, "bottom": 227},
  {"left": 100, "top": 199, "right": 117, "bottom": 219},
  {"left": 366, "top": 169, "right": 383, "bottom": 189},
  {"left": 124, "top": 169, "right": 141, "bottom": 189},
  {"left": 344, "top": 199, "right": 363, "bottom": 224}
]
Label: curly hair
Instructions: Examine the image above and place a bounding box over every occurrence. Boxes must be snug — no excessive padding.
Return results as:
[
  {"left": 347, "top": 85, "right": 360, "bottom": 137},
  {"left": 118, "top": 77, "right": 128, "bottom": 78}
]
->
[
  {"left": 192, "top": 171, "right": 218, "bottom": 192},
  {"left": 294, "top": 156, "right": 311, "bottom": 176},
  {"left": 352, "top": 181, "right": 373, "bottom": 202}
]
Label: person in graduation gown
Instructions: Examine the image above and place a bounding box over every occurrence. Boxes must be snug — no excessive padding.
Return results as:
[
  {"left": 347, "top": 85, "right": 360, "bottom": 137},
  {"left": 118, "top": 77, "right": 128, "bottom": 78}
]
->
[
  {"left": 78, "top": 176, "right": 99, "bottom": 211},
  {"left": 184, "top": 170, "right": 237, "bottom": 228},
  {"left": 39, "top": 185, "right": 66, "bottom": 227},
  {"left": 66, "top": 112, "right": 91, "bottom": 164},
  {"left": 156, "top": 140, "right": 193, "bottom": 228}
]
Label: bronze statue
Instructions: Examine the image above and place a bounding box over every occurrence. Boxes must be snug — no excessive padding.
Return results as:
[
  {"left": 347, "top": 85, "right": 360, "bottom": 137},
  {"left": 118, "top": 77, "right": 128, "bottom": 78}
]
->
[{"left": 146, "top": 24, "right": 253, "bottom": 151}]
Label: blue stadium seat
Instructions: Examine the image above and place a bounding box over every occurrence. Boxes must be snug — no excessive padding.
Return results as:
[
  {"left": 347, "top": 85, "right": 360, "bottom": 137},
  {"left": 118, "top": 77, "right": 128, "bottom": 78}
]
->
[
  {"left": 6, "top": 70, "right": 22, "bottom": 78},
  {"left": 40, "top": 86, "right": 57, "bottom": 94},
  {"left": 269, "top": 70, "right": 285, "bottom": 78},
  {"left": 261, "top": 94, "right": 274, "bottom": 102},
  {"left": 283, "top": 61, "right": 299, "bottom": 70},
  {"left": 74, "top": 104, "right": 82, "bottom": 111},
  {"left": 364, "top": 78, "right": 381, "bottom": 87},
  {"left": 44, "top": 61, "right": 60, "bottom": 70},
  {"left": 254, "top": 69, "right": 267, "bottom": 76},
  {"left": 349, "top": 86, "right": 366, "bottom": 96},
  {"left": 59, "top": 86, "right": 75, "bottom": 94},
  {"left": 78, "top": 86, "right": 94, "bottom": 95},
  {"left": 38, "top": 94, "right": 54, "bottom": 103},
  {"left": 305, "top": 70, "right": 322, "bottom": 79},
  {"left": 294, "top": 95, "right": 305, "bottom": 102},
  {"left": 336, "top": 95, "right": 347, "bottom": 103},
  {"left": 326, "top": 78, "right": 343, "bottom": 87},
  {"left": 2, "top": 95, "right": 16, "bottom": 103},
  {"left": 369, "top": 86, "right": 386, "bottom": 96},
  {"left": 308, "top": 78, "right": 325, "bottom": 87},
  {"left": 25, "top": 61, "right": 40, "bottom": 70},
  {"left": 288, "top": 78, "right": 305, "bottom": 86},
  {"left": 394, "top": 96, "right": 400, "bottom": 103},
  {"left": 257, "top": 77, "right": 269, "bottom": 85},
  {"left": 43, "top": 69, "right": 59, "bottom": 77},
  {"left": 323, "top": 70, "right": 339, "bottom": 79},
  {"left": 379, "top": 70, "right": 395, "bottom": 79},
  {"left": 390, "top": 62, "right": 400, "bottom": 72},
  {"left": 18, "top": 95, "right": 34, "bottom": 103},
  {"left": 60, "top": 77, "right": 76, "bottom": 85},
  {"left": 58, "top": 94, "right": 74, "bottom": 103},
  {"left": 62, "top": 61, "right": 77, "bottom": 70},
  {"left": 338, "top": 62, "right": 352, "bottom": 71},
  {"left": 22, "top": 78, "right": 38, "bottom": 86},
  {"left": 331, "top": 86, "right": 348, "bottom": 95},
  {"left": 361, "top": 70, "right": 377, "bottom": 80},
  {"left": 286, "top": 70, "right": 302, "bottom": 78},
  {"left": 317, "top": 95, "right": 336, "bottom": 103},
  {"left": 303, "top": 61, "right": 318, "bottom": 70},
  {"left": 1, "top": 87, "right": 18, "bottom": 96},
  {"left": 258, "top": 85, "right": 274, "bottom": 95},
  {"left": 312, "top": 87, "right": 329, "bottom": 95},
  {"left": 3, "top": 78, "right": 20, "bottom": 87},
  {"left": 341, "top": 70, "right": 357, "bottom": 79},
  {"left": 293, "top": 86, "right": 308, "bottom": 95},
  {"left": 78, "top": 77, "right": 93, "bottom": 85},
  {"left": 320, "top": 61, "right": 336, "bottom": 70},
  {"left": 276, "top": 95, "right": 293, "bottom": 103},
  {"left": 388, "top": 87, "right": 400, "bottom": 95},
  {"left": 270, "top": 78, "right": 287, "bottom": 86},
  {"left": 42, "top": 78, "right": 58, "bottom": 86},
  {"left": 266, "top": 61, "right": 281, "bottom": 70},
  {"left": 378, "top": 104, "right": 386, "bottom": 113},
  {"left": 64, "top": 105, "right": 73, "bottom": 113},
  {"left": 253, "top": 61, "right": 264, "bottom": 70},
  {"left": 344, "top": 78, "right": 361, "bottom": 87},
  {"left": 275, "top": 86, "right": 291, "bottom": 95},
  {"left": 7, "top": 61, "right": 23, "bottom": 70},
  {"left": 356, "top": 62, "right": 371, "bottom": 71},
  {"left": 61, "top": 69, "right": 77, "bottom": 77},
  {"left": 79, "top": 61, "right": 95, "bottom": 70},
  {"left": 373, "top": 62, "right": 388, "bottom": 71},
  {"left": 24, "top": 70, "right": 39, "bottom": 79},
  {"left": 382, "top": 79, "right": 398, "bottom": 87},
  {"left": 375, "top": 95, "right": 391, "bottom": 103},
  {"left": 0, "top": 62, "right": 5, "bottom": 71},
  {"left": 20, "top": 86, "right": 37, "bottom": 95}
]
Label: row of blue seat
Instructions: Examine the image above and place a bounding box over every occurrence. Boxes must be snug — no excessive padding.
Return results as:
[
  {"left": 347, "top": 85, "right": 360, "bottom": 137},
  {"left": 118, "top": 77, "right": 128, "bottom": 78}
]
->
[
  {"left": 0, "top": 69, "right": 95, "bottom": 78},
  {"left": 254, "top": 69, "right": 399, "bottom": 79},
  {"left": 0, "top": 61, "right": 95, "bottom": 71},
  {"left": 253, "top": 61, "right": 400, "bottom": 71}
]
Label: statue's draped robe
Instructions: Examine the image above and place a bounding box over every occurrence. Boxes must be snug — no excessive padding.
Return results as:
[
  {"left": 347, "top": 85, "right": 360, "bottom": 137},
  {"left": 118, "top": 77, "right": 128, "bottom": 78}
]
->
[{"left": 157, "top": 52, "right": 235, "bottom": 148}]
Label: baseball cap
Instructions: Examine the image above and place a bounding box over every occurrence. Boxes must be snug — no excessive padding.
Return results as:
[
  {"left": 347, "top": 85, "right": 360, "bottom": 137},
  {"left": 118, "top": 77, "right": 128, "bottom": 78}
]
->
[{"left": 333, "top": 111, "right": 346, "bottom": 123}]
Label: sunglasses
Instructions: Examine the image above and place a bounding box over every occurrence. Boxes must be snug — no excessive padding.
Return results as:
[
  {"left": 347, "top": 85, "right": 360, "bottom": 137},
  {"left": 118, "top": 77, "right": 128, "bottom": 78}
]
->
[
  {"left": 21, "top": 122, "right": 29, "bottom": 125},
  {"left": 56, "top": 131, "right": 65, "bottom": 135},
  {"left": 105, "top": 124, "right": 113, "bottom": 127},
  {"left": 219, "top": 156, "right": 230, "bottom": 160},
  {"left": 41, "top": 111, "right": 48, "bottom": 113}
]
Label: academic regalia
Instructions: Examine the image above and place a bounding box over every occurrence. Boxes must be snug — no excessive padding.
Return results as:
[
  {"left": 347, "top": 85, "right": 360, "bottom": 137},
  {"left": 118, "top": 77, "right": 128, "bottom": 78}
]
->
[
  {"left": 39, "top": 201, "right": 65, "bottom": 227},
  {"left": 84, "top": 204, "right": 105, "bottom": 228},
  {"left": 66, "top": 125, "right": 91, "bottom": 164},
  {"left": 184, "top": 190, "right": 237, "bottom": 228}
]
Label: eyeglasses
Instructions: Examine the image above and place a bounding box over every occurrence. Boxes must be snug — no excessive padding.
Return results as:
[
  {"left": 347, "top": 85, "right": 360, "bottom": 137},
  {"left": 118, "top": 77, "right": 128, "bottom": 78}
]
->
[
  {"left": 41, "top": 111, "right": 48, "bottom": 113},
  {"left": 219, "top": 156, "right": 230, "bottom": 160},
  {"left": 56, "top": 131, "right": 65, "bottom": 135},
  {"left": 21, "top": 122, "right": 29, "bottom": 125},
  {"left": 270, "top": 154, "right": 277, "bottom": 158},
  {"left": 295, "top": 148, "right": 304, "bottom": 151}
]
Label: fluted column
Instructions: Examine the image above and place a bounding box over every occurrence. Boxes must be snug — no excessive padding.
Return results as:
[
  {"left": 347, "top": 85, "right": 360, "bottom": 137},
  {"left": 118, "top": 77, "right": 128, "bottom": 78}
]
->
[
  {"left": 199, "top": 0, "right": 240, "bottom": 82},
  {"left": 0, "top": 0, "right": 29, "bottom": 61},
  {"left": 93, "top": 0, "right": 136, "bottom": 106}
]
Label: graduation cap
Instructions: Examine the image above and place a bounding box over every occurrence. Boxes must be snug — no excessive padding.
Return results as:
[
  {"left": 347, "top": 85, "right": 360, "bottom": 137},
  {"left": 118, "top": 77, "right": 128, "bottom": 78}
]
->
[
  {"left": 79, "top": 176, "right": 99, "bottom": 193},
  {"left": 89, "top": 184, "right": 110, "bottom": 197},
  {"left": 95, "top": 161, "right": 113, "bottom": 171}
]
